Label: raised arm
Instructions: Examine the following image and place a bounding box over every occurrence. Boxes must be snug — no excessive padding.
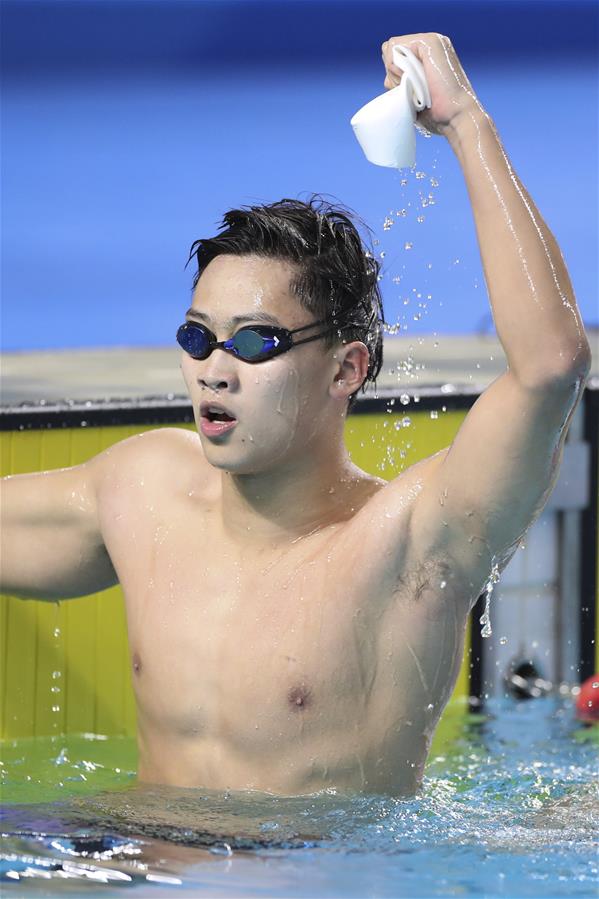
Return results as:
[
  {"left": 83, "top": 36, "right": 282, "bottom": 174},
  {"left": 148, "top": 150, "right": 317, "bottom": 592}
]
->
[{"left": 380, "top": 34, "right": 591, "bottom": 597}]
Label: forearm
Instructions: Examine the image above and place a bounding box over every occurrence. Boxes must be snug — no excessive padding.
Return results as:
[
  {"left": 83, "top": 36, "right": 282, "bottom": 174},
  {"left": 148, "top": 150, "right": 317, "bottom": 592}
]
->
[{"left": 445, "top": 105, "right": 591, "bottom": 384}]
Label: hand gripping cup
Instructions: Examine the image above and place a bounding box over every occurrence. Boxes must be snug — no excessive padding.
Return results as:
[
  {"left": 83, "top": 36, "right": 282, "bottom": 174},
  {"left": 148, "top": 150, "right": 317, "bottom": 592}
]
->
[{"left": 350, "top": 44, "right": 432, "bottom": 169}]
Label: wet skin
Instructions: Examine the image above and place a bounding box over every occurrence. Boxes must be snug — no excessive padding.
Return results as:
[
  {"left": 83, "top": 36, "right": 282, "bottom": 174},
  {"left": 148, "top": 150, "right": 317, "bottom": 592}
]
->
[
  {"left": 98, "top": 426, "right": 468, "bottom": 798},
  {"left": 90, "top": 232, "right": 584, "bottom": 797},
  {"left": 88, "top": 252, "right": 476, "bottom": 797}
]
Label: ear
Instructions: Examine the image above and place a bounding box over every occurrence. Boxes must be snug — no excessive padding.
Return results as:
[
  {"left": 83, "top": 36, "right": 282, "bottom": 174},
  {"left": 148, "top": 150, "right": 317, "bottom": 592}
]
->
[{"left": 329, "top": 342, "right": 370, "bottom": 402}]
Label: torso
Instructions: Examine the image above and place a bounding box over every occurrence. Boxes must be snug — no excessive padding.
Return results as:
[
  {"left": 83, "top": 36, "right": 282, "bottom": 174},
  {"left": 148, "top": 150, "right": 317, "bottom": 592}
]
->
[{"left": 98, "top": 428, "right": 470, "bottom": 797}]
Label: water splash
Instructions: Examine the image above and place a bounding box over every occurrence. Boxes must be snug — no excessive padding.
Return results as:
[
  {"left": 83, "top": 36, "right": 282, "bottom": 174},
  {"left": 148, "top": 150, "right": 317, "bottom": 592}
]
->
[
  {"left": 1, "top": 697, "right": 597, "bottom": 894},
  {"left": 480, "top": 563, "right": 501, "bottom": 638}
]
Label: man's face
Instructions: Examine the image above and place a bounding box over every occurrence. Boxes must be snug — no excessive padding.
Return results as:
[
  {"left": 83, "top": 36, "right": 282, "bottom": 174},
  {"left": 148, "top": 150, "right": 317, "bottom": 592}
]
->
[{"left": 180, "top": 254, "right": 344, "bottom": 474}]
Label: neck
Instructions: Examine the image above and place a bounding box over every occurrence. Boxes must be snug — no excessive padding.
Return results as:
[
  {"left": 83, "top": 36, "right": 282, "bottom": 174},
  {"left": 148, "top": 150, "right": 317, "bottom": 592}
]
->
[{"left": 219, "top": 442, "right": 366, "bottom": 544}]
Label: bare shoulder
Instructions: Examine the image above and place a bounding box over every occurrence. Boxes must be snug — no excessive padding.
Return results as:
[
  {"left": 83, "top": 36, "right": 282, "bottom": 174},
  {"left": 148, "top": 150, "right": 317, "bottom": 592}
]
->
[
  {"left": 93, "top": 426, "right": 200, "bottom": 469},
  {"left": 92, "top": 427, "right": 212, "bottom": 498}
]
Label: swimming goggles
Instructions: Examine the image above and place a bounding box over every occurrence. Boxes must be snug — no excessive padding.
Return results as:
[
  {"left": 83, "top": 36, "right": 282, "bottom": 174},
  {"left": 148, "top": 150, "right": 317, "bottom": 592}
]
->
[{"left": 177, "top": 319, "right": 346, "bottom": 364}]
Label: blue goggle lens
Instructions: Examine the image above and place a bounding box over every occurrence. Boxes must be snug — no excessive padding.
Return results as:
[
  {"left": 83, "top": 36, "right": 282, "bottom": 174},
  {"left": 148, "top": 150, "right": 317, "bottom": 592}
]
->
[
  {"left": 178, "top": 323, "right": 211, "bottom": 358},
  {"left": 177, "top": 322, "right": 282, "bottom": 362},
  {"left": 232, "top": 329, "right": 274, "bottom": 358}
]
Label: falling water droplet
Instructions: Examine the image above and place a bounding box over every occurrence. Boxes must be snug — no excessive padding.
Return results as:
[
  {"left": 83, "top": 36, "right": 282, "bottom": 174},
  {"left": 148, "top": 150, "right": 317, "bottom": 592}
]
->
[{"left": 480, "top": 564, "right": 500, "bottom": 638}]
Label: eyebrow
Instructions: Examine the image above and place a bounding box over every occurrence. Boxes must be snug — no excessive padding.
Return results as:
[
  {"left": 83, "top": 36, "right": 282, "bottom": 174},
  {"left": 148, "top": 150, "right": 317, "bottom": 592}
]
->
[{"left": 185, "top": 308, "right": 283, "bottom": 328}]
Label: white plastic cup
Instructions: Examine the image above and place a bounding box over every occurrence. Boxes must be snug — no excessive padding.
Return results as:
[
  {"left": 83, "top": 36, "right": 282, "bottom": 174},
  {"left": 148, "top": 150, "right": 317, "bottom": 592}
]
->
[{"left": 350, "top": 45, "right": 432, "bottom": 169}]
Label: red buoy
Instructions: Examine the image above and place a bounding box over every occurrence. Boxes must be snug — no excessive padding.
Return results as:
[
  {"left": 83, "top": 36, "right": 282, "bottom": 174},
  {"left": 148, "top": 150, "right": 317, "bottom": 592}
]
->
[{"left": 575, "top": 674, "right": 599, "bottom": 723}]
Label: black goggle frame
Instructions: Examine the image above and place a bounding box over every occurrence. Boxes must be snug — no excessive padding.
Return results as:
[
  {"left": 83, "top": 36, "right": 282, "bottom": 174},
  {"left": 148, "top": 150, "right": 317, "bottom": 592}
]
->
[{"left": 176, "top": 318, "right": 363, "bottom": 364}]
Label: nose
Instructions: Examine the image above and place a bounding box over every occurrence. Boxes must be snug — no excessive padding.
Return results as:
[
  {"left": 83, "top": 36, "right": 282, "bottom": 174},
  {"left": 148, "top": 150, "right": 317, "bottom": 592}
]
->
[{"left": 197, "top": 348, "right": 241, "bottom": 393}]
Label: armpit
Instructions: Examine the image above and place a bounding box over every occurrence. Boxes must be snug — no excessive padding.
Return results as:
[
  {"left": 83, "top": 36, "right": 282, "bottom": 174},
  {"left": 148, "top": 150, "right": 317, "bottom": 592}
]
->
[{"left": 393, "top": 558, "right": 455, "bottom": 605}]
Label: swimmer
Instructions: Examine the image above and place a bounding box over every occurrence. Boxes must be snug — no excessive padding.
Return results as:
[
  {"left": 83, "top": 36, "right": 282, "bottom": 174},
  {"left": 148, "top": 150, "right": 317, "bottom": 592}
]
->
[{"left": 0, "top": 33, "right": 591, "bottom": 797}]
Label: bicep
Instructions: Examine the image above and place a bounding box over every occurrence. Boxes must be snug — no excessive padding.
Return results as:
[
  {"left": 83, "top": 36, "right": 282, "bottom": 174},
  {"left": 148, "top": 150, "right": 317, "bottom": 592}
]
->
[
  {"left": 0, "top": 457, "right": 117, "bottom": 601},
  {"left": 410, "top": 370, "right": 583, "bottom": 573}
]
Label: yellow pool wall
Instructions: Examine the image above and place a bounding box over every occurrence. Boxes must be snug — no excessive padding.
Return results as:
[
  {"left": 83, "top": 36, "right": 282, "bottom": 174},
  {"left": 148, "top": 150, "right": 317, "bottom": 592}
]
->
[{"left": 0, "top": 406, "right": 509, "bottom": 742}]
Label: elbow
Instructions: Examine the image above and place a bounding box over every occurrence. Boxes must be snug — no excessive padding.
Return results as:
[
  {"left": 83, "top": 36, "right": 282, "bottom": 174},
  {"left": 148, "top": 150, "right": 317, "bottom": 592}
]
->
[
  {"left": 566, "top": 335, "right": 592, "bottom": 378},
  {"left": 553, "top": 341, "right": 592, "bottom": 388},
  {"left": 514, "top": 339, "right": 592, "bottom": 392}
]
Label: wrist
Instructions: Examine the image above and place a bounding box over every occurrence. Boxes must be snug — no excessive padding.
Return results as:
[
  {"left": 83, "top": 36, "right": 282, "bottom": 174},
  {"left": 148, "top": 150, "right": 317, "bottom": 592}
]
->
[{"left": 443, "top": 103, "right": 496, "bottom": 150}]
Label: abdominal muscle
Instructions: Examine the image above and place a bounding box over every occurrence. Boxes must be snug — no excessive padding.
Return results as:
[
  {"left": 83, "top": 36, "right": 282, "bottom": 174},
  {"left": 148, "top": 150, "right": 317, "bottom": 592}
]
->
[
  {"left": 133, "top": 648, "right": 432, "bottom": 799},
  {"left": 127, "top": 566, "right": 433, "bottom": 797},
  {"left": 136, "top": 726, "right": 428, "bottom": 797}
]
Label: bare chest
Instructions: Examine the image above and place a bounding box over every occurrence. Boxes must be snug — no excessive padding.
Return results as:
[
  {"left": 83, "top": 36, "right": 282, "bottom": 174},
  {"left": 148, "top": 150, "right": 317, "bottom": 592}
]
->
[
  {"left": 104, "top": 494, "right": 401, "bottom": 745},
  {"left": 98, "top": 461, "right": 469, "bottom": 793}
]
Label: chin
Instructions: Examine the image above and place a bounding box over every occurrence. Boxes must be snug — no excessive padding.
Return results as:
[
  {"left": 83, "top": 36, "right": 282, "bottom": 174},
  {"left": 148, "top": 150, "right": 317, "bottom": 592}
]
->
[
  {"left": 198, "top": 440, "right": 259, "bottom": 474},
  {"left": 200, "top": 441, "right": 294, "bottom": 476},
  {"left": 207, "top": 460, "right": 270, "bottom": 476}
]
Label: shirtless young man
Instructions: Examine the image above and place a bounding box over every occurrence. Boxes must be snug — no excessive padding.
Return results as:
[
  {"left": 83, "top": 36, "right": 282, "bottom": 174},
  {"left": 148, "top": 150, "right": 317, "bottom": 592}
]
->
[{"left": 1, "top": 33, "right": 590, "bottom": 798}]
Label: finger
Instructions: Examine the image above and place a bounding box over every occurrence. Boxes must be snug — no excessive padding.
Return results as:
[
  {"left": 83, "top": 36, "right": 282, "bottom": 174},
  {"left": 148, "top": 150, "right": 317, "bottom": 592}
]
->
[
  {"left": 381, "top": 39, "right": 409, "bottom": 75},
  {"left": 384, "top": 33, "right": 432, "bottom": 67},
  {"left": 388, "top": 62, "right": 405, "bottom": 78},
  {"left": 388, "top": 33, "right": 431, "bottom": 47}
]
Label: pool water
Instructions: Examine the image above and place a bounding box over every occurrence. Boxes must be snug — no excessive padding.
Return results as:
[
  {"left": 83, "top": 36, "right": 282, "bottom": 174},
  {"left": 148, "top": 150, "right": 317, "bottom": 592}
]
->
[{"left": 1, "top": 697, "right": 597, "bottom": 897}]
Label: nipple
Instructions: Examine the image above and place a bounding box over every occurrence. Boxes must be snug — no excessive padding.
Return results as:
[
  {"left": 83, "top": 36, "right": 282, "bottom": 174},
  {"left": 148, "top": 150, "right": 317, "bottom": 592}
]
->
[{"left": 288, "top": 684, "right": 312, "bottom": 710}]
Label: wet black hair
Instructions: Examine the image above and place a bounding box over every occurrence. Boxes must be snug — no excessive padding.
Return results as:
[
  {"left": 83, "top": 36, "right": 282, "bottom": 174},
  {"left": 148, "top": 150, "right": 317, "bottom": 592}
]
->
[{"left": 186, "top": 193, "right": 384, "bottom": 411}]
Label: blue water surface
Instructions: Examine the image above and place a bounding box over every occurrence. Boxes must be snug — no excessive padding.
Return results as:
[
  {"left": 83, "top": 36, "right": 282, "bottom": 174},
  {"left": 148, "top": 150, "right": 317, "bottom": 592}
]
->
[{"left": 1, "top": 696, "right": 597, "bottom": 897}]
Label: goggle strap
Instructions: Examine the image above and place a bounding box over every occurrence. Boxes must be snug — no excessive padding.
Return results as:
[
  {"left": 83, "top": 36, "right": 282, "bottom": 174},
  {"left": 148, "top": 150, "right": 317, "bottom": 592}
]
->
[
  {"left": 297, "top": 316, "right": 377, "bottom": 340},
  {"left": 291, "top": 330, "right": 336, "bottom": 348},
  {"left": 290, "top": 314, "right": 376, "bottom": 342},
  {"left": 288, "top": 319, "right": 329, "bottom": 336}
]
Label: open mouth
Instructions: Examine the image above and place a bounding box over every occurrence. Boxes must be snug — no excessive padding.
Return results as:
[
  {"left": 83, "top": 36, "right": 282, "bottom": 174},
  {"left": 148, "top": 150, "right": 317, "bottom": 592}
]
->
[
  {"left": 204, "top": 410, "right": 236, "bottom": 423},
  {"left": 199, "top": 404, "right": 238, "bottom": 436},
  {"left": 200, "top": 402, "right": 238, "bottom": 423}
]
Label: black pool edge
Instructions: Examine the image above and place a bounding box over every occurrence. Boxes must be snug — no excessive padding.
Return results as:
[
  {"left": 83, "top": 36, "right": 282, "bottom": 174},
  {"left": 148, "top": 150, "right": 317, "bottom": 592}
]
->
[{"left": 0, "top": 385, "right": 482, "bottom": 431}]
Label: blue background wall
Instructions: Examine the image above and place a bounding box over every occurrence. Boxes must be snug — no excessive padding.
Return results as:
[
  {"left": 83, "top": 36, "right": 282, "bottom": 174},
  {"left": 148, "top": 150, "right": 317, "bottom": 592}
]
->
[{"left": 2, "top": 0, "right": 597, "bottom": 352}]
